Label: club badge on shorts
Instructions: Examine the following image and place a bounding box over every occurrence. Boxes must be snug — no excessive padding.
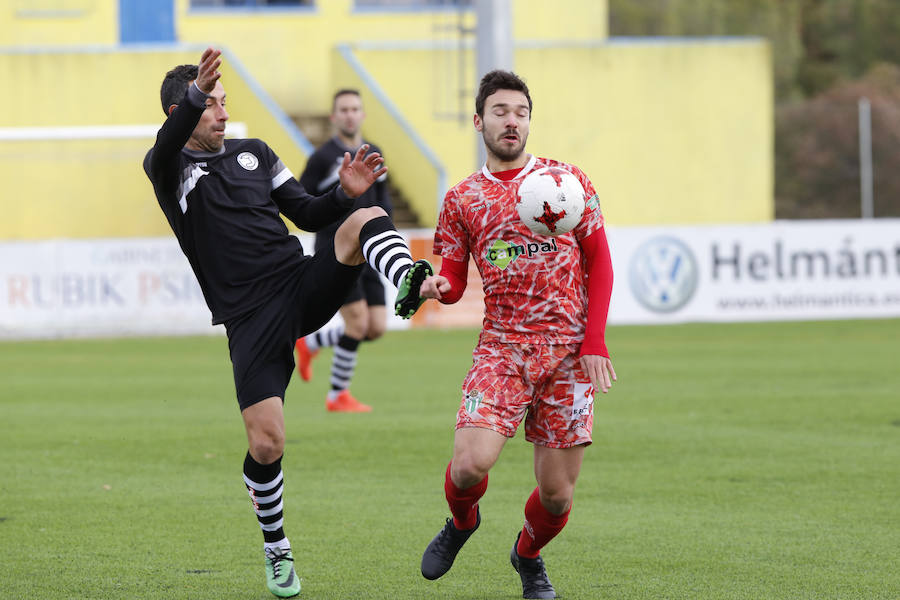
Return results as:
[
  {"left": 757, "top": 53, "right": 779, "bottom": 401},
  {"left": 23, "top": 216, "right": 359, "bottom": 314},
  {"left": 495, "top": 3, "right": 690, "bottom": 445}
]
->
[{"left": 464, "top": 390, "right": 484, "bottom": 414}]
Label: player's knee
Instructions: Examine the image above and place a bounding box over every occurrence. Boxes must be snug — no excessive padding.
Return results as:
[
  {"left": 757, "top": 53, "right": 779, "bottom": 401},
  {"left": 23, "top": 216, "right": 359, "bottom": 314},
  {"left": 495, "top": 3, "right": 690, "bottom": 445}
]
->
[
  {"left": 340, "top": 206, "right": 387, "bottom": 239},
  {"left": 450, "top": 456, "right": 490, "bottom": 488},
  {"left": 343, "top": 320, "right": 366, "bottom": 339},
  {"left": 538, "top": 486, "right": 574, "bottom": 515},
  {"left": 366, "top": 321, "right": 386, "bottom": 340},
  {"left": 248, "top": 429, "right": 285, "bottom": 464}
]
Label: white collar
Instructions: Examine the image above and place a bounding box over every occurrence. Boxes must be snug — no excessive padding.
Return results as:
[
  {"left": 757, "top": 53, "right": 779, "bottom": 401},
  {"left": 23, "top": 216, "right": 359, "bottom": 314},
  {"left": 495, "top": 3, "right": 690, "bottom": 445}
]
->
[{"left": 481, "top": 154, "right": 537, "bottom": 183}]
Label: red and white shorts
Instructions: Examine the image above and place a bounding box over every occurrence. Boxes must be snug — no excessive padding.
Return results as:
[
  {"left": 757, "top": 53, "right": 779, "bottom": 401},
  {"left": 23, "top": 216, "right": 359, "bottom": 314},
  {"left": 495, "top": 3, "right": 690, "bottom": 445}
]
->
[{"left": 456, "top": 342, "right": 594, "bottom": 448}]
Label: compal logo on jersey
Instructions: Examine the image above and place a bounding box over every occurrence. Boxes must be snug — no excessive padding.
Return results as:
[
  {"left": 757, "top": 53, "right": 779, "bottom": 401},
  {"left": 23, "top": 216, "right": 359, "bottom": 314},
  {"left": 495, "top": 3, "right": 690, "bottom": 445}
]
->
[
  {"left": 237, "top": 152, "right": 259, "bottom": 171},
  {"left": 485, "top": 238, "right": 559, "bottom": 270},
  {"left": 464, "top": 390, "right": 483, "bottom": 414},
  {"left": 628, "top": 236, "right": 699, "bottom": 313}
]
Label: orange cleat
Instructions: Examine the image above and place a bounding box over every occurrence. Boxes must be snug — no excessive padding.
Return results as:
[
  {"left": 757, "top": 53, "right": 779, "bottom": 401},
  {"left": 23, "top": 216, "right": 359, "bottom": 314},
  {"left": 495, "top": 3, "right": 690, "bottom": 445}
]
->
[
  {"left": 295, "top": 337, "right": 318, "bottom": 382},
  {"left": 326, "top": 390, "right": 372, "bottom": 413}
]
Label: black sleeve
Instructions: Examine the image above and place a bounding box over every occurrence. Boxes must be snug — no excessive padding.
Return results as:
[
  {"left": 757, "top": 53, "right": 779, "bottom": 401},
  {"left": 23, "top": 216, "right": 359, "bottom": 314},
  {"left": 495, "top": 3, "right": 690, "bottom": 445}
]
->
[
  {"left": 143, "top": 83, "right": 208, "bottom": 194},
  {"left": 272, "top": 179, "right": 354, "bottom": 231},
  {"left": 265, "top": 144, "right": 353, "bottom": 231}
]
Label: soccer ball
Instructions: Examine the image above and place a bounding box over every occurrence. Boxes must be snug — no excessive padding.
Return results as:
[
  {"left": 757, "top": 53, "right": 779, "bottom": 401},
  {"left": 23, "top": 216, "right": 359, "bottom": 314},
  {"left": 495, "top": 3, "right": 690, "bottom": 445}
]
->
[{"left": 515, "top": 167, "right": 586, "bottom": 236}]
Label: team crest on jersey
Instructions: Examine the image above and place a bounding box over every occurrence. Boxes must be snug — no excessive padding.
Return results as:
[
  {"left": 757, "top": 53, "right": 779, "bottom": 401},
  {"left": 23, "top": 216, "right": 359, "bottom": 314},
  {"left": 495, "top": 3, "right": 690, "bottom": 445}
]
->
[
  {"left": 237, "top": 152, "right": 259, "bottom": 171},
  {"left": 464, "top": 390, "right": 483, "bottom": 414},
  {"left": 485, "top": 238, "right": 559, "bottom": 270}
]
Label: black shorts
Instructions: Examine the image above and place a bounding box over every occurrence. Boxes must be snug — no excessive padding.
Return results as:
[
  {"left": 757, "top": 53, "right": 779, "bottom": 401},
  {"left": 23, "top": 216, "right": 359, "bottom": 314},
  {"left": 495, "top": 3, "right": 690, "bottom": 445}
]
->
[
  {"left": 224, "top": 245, "right": 363, "bottom": 411},
  {"left": 344, "top": 265, "right": 386, "bottom": 306}
]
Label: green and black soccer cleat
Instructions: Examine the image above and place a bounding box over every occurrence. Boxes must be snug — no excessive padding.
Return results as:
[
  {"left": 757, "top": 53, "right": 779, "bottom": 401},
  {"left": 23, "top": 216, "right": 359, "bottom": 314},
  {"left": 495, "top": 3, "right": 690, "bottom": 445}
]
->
[
  {"left": 264, "top": 547, "right": 301, "bottom": 598},
  {"left": 394, "top": 259, "right": 434, "bottom": 319}
]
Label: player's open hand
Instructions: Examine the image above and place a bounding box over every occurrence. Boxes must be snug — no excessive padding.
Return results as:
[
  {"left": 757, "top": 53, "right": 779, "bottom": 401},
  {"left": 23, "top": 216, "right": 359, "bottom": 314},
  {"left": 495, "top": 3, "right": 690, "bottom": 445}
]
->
[
  {"left": 580, "top": 355, "right": 616, "bottom": 394},
  {"left": 196, "top": 47, "right": 222, "bottom": 94},
  {"left": 339, "top": 145, "right": 387, "bottom": 198},
  {"left": 419, "top": 275, "right": 451, "bottom": 301}
]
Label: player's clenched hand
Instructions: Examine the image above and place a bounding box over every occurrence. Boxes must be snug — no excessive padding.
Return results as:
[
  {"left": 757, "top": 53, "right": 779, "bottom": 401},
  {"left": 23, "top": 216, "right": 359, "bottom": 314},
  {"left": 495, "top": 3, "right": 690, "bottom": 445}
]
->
[
  {"left": 196, "top": 47, "right": 222, "bottom": 94},
  {"left": 339, "top": 145, "right": 387, "bottom": 198},
  {"left": 419, "top": 275, "right": 451, "bottom": 300},
  {"left": 580, "top": 355, "right": 616, "bottom": 394}
]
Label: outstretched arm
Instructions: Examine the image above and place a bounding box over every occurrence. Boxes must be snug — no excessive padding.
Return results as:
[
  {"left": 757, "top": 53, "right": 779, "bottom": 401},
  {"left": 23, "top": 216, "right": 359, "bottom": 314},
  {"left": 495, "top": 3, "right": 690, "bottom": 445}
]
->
[
  {"left": 275, "top": 145, "right": 387, "bottom": 231},
  {"left": 578, "top": 228, "right": 617, "bottom": 393},
  {"left": 144, "top": 47, "right": 221, "bottom": 191},
  {"left": 420, "top": 256, "right": 468, "bottom": 304}
]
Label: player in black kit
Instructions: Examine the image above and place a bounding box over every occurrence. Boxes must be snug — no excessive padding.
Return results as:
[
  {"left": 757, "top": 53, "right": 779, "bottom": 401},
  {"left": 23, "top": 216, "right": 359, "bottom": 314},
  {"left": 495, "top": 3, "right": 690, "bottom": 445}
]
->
[
  {"left": 143, "top": 48, "right": 432, "bottom": 598},
  {"left": 294, "top": 89, "right": 391, "bottom": 412}
]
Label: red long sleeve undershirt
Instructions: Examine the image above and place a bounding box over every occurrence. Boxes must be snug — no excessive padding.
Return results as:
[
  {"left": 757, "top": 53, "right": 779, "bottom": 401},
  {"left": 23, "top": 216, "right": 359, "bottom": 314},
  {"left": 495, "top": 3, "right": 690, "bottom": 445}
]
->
[{"left": 435, "top": 227, "right": 613, "bottom": 358}]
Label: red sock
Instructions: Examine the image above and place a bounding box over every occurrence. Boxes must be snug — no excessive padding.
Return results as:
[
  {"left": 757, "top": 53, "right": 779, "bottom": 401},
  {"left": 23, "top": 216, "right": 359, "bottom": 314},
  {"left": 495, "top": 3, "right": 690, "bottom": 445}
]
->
[
  {"left": 444, "top": 462, "right": 487, "bottom": 530},
  {"left": 516, "top": 487, "right": 570, "bottom": 559}
]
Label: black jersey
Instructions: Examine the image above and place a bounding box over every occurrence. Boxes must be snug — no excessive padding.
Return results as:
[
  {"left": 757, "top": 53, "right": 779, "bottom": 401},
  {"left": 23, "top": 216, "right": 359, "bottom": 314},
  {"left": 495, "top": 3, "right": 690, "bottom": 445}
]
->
[
  {"left": 300, "top": 137, "right": 391, "bottom": 245},
  {"left": 144, "top": 83, "right": 353, "bottom": 324}
]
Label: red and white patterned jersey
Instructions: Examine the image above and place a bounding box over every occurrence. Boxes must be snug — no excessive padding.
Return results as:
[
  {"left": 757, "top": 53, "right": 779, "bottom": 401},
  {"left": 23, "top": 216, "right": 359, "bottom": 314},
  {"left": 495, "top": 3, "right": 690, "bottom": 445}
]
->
[{"left": 433, "top": 155, "right": 605, "bottom": 345}]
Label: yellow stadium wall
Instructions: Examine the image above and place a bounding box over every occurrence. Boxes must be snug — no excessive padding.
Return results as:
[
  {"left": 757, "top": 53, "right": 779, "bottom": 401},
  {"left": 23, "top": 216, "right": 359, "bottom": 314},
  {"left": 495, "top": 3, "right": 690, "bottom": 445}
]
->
[
  {"left": 2, "top": 2, "right": 771, "bottom": 236},
  {"left": 340, "top": 39, "right": 773, "bottom": 226},
  {"left": 172, "top": 0, "right": 607, "bottom": 115},
  {"left": 0, "top": 1, "right": 117, "bottom": 46},
  {"left": 0, "top": 46, "right": 311, "bottom": 240}
]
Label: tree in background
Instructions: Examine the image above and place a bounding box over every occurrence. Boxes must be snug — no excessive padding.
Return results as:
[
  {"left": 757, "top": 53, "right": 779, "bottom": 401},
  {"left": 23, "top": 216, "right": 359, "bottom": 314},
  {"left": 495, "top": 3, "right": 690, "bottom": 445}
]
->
[
  {"left": 609, "top": 0, "right": 900, "bottom": 217},
  {"left": 777, "top": 63, "right": 900, "bottom": 218}
]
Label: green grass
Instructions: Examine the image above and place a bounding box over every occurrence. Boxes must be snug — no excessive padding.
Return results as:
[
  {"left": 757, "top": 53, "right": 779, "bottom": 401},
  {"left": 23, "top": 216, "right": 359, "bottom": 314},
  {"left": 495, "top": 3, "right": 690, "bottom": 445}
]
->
[{"left": 1, "top": 320, "right": 899, "bottom": 599}]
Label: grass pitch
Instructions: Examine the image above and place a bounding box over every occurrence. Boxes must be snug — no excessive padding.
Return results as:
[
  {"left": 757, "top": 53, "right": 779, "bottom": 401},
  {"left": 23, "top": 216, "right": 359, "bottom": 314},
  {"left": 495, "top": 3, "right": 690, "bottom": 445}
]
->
[{"left": 1, "top": 320, "right": 899, "bottom": 599}]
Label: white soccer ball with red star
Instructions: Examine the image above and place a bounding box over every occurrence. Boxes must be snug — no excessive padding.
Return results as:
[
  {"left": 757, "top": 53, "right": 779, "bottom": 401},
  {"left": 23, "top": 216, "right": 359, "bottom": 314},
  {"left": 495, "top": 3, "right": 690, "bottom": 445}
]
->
[{"left": 515, "top": 166, "right": 586, "bottom": 237}]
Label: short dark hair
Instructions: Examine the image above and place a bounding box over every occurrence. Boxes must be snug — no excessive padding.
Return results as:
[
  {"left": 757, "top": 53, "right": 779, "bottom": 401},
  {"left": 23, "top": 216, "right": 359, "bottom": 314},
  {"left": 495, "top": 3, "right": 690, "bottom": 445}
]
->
[
  {"left": 160, "top": 64, "right": 198, "bottom": 116},
  {"left": 332, "top": 88, "right": 361, "bottom": 112},
  {"left": 475, "top": 70, "right": 532, "bottom": 118}
]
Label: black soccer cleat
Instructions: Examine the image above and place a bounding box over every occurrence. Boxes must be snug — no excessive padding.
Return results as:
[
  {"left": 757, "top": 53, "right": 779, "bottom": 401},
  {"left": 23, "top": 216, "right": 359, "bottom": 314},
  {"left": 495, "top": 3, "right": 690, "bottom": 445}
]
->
[
  {"left": 510, "top": 532, "right": 557, "bottom": 599},
  {"left": 394, "top": 259, "right": 433, "bottom": 319},
  {"left": 420, "top": 509, "right": 480, "bottom": 580}
]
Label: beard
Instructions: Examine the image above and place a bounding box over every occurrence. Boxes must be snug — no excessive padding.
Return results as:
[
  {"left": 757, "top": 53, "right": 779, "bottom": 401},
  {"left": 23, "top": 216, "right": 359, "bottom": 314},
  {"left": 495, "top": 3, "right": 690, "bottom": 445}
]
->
[
  {"left": 190, "top": 129, "right": 225, "bottom": 153},
  {"left": 483, "top": 129, "right": 527, "bottom": 162},
  {"left": 339, "top": 124, "right": 359, "bottom": 139}
]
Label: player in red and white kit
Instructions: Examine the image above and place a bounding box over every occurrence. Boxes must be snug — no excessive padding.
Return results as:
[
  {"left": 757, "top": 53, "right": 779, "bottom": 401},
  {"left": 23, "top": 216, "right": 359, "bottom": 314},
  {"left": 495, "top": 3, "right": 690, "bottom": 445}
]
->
[{"left": 418, "top": 70, "right": 616, "bottom": 599}]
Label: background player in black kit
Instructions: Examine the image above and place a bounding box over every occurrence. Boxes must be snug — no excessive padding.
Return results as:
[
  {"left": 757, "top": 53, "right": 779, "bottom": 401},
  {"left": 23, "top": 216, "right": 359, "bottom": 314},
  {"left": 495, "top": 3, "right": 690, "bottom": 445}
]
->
[
  {"left": 143, "top": 48, "right": 432, "bottom": 598},
  {"left": 294, "top": 89, "right": 391, "bottom": 413}
]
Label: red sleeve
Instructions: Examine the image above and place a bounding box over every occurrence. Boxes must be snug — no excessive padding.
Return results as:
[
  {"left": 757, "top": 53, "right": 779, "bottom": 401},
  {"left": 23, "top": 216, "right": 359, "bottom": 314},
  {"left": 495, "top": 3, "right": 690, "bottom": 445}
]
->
[
  {"left": 436, "top": 256, "right": 468, "bottom": 304},
  {"left": 579, "top": 227, "right": 613, "bottom": 358}
]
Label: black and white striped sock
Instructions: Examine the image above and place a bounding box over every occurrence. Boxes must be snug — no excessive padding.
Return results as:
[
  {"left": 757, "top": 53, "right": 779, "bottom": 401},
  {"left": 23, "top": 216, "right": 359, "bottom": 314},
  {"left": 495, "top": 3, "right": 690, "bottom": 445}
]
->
[
  {"left": 243, "top": 452, "right": 288, "bottom": 548},
  {"left": 329, "top": 335, "right": 360, "bottom": 393},
  {"left": 307, "top": 325, "right": 344, "bottom": 352},
  {"left": 359, "top": 216, "right": 414, "bottom": 289}
]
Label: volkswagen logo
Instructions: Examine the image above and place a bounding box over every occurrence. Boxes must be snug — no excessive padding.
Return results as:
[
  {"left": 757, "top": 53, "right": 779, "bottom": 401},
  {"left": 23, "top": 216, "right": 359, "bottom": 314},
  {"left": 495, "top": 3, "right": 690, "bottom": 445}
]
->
[{"left": 629, "top": 236, "right": 699, "bottom": 313}]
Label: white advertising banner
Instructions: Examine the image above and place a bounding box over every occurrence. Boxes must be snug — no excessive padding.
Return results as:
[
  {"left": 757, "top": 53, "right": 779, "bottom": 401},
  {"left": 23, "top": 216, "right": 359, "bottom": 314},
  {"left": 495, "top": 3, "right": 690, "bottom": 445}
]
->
[
  {"left": 608, "top": 219, "right": 900, "bottom": 324},
  {"left": 0, "top": 238, "right": 219, "bottom": 339},
  {"left": 0, "top": 220, "right": 898, "bottom": 340}
]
